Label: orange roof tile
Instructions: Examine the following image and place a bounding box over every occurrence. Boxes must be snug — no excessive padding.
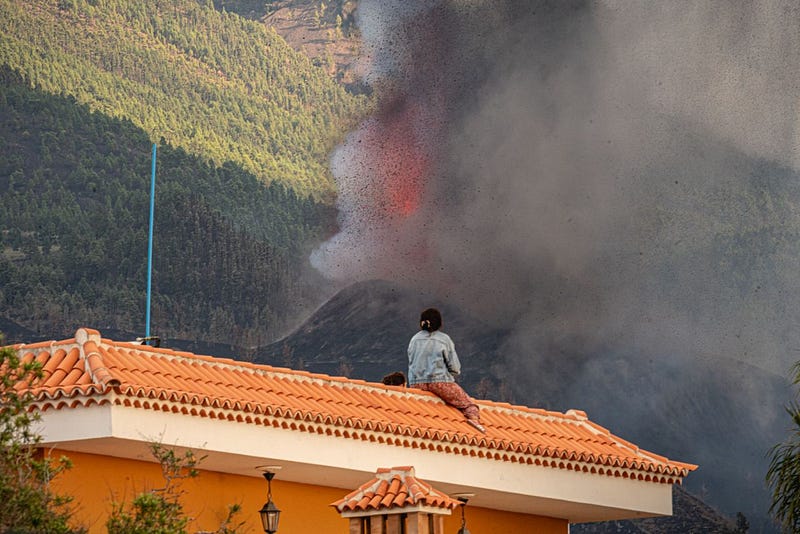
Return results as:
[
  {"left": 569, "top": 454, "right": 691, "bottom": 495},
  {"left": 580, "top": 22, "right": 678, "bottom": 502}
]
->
[
  {"left": 9, "top": 328, "right": 696, "bottom": 483},
  {"left": 331, "top": 466, "right": 461, "bottom": 513}
]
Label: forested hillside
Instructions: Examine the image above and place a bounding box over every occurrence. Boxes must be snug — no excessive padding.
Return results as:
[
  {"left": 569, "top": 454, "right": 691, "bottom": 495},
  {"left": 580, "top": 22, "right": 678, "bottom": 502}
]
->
[
  {"left": 210, "top": 0, "right": 363, "bottom": 89},
  {"left": 0, "top": 66, "right": 336, "bottom": 347},
  {"left": 0, "top": 0, "right": 370, "bottom": 346},
  {"left": 0, "top": 0, "right": 367, "bottom": 197}
]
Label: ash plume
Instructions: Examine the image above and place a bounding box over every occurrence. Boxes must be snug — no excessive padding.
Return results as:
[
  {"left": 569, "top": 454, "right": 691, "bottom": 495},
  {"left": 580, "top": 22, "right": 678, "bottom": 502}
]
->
[
  {"left": 308, "top": 3, "right": 800, "bottom": 525},
  {"left": 312, "top": 0, "right": 800, "bottom": 378}
]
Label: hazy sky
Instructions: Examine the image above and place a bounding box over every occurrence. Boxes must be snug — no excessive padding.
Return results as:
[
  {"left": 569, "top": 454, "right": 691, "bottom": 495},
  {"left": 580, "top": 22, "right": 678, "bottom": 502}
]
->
[{"left": 312, "top": 1, "right": 800, "bottom": 377}]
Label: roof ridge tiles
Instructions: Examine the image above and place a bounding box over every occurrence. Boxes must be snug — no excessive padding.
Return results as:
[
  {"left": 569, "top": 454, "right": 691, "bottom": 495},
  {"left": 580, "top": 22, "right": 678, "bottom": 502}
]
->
[
  {"left": 12, "top": 337, "right": 79, "bottom": 351},
  {"left": 81, "top": 341, "right": 120, "bottom": 389},
  {"left": 476, "top": 400, "right": 600, "bottom": 427},
  {"left": 96, "top": 332, "right": 495, "bottom": 407}
]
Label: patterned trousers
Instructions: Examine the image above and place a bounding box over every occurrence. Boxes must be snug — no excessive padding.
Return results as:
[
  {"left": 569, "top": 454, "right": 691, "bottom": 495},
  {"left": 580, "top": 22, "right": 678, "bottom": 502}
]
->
[{"left": 413, "top": 382, "right": 481, "bottom": 422}]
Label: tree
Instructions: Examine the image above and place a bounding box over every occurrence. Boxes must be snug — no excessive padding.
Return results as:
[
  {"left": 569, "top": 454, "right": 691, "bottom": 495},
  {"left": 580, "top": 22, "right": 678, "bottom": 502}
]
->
[
  {"left": 766, "top": 362, "right": 800, "bottom": 532},
  {"left": 0, "top": 336, "right": 85, "bottom": 533},
  {"left": 106, "top": 442, "right": 244, "bottom": 534},
  {"left": 106, "top": 443, "right": 201, "bottom": 534}
]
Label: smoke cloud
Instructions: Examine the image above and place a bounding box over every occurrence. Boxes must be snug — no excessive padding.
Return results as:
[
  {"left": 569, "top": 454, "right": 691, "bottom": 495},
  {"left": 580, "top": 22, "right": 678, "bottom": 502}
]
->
[
  {"left": 312, "top": 0, "right": 800, "bottom": 377},
  {"left": 309, "top": 3, "right": 800, "bottom": 523}
]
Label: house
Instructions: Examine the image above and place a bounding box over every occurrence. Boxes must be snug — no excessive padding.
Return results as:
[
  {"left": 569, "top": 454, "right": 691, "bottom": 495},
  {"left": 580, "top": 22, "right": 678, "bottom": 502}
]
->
[{"left": 9, "top": 327, "right": 696, "bottom": 533}]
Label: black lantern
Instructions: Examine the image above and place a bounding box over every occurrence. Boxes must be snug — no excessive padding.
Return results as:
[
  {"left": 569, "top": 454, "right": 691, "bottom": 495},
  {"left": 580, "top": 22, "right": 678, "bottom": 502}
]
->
[
  {"left": 454, "top": 494, "right": 473, "bottom": 534},
  {"left": 258, "top": 471, "right": 281, "bottom": 533}
]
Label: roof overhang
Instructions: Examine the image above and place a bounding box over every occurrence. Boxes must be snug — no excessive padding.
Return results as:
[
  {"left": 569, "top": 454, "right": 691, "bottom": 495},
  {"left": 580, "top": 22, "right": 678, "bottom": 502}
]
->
[{"left": 37, "top": 401, "right": 673, "bottom": 523}]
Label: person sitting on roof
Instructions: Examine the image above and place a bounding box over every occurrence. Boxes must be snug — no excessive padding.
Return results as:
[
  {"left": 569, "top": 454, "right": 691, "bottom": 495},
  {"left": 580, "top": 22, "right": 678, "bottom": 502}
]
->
[{"left": 407, "top": 308, "right": 485, "bottom": 433}]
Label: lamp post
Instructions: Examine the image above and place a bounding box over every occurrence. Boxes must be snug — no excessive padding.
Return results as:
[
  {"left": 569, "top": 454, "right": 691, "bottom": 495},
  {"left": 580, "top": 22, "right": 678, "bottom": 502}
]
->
[
  {"left": 258, "top": 470, "right": 281, "bottom": 533},
  {"left": 453, "top": 493, "right": 474, "bottom": 534}
]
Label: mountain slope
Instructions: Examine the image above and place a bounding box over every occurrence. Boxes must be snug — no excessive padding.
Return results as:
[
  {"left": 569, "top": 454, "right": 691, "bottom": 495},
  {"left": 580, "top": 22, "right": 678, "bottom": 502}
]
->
[
  {"left": 253, "top": 279, "right": 511, "bottom": 389},
  {"left": 0, "top": 0, "right": 367, "bottom": 197},
  {"left": 572, "top": 485, "right": 739, "bottom": 533},
  {"left": 0, "top": 67, "right": 336, "bottom": 346},
  {"left": 210, "top": 0, "right": 362, "bottom": 88}
]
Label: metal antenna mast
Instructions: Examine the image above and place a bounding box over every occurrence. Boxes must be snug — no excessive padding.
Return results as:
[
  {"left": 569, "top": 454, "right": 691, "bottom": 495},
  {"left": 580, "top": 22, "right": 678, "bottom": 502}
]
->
[{"left": 145, "top": 143, "right": 156, "bottom": 341}]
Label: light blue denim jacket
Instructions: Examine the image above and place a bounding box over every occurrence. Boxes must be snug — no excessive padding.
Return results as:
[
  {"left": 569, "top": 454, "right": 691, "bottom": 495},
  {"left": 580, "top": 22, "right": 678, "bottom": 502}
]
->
[{"left": 407, "top": 330, "right": 461, "bottom": 385}]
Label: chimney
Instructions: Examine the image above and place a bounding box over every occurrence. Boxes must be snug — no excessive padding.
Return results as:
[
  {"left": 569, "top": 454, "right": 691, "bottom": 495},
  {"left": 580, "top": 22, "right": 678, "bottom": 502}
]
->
[{"left": 331, "top": 466, "right": 460, "bottom": 534}]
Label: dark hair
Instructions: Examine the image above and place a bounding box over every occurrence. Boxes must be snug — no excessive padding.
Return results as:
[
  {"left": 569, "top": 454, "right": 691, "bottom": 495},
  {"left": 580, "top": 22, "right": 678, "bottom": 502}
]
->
[
  {"left": 382, "top": 371, "right": 406, "bottom": 386},
  {"left": 419, "top": 308, "right": 442, "bottom": 332}
]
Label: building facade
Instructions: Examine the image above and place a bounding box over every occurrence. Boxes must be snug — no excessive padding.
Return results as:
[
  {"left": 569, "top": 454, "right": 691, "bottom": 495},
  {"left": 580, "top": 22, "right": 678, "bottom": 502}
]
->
[{"left": 11, "top": 328, "right": 696, "bottom": 533}]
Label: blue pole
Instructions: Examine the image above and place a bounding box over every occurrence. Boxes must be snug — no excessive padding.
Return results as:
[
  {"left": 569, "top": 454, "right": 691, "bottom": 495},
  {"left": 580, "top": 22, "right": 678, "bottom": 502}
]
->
[{"left": 146, "top": 143, "right": 156, "bottom": 340}]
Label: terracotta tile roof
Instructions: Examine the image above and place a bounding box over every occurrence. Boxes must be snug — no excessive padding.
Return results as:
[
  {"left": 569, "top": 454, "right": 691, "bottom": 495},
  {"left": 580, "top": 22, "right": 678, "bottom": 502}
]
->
[
  {"left": 9, "top": 328, "right": 696, "bottom": 484},
  {"left": 331, "top": 466, "right": 461, "bottom": 513}
]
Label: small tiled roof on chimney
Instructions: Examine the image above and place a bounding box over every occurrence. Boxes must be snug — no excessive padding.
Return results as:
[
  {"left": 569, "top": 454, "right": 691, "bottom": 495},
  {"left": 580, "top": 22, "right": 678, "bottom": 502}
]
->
[{"left": 331, "top": 466, "right": 460, "bottom": 514}]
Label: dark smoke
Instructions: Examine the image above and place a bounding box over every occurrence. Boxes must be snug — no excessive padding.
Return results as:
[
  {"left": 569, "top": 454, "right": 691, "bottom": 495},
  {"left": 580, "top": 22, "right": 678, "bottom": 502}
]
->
[
  {"left": 313, "top": 0, "right": 800, "bottom": 376},
  {"left": 310, "top": 2, "right": 800, "bottom": 527}
]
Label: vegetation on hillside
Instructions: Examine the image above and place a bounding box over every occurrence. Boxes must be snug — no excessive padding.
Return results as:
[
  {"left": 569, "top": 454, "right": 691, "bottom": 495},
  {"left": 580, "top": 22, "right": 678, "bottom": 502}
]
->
[
  {"left": 0, "top": 67, "right": 337, "bottom": 347},
  {"left": 0, "top": 0, "right": 368, "bottom": 197},
  {"left": 212, "top": 0, "right": 357, "bottom": 30},
  {"left": 208, "top": 0, "right": 363, "bottom": 87}
]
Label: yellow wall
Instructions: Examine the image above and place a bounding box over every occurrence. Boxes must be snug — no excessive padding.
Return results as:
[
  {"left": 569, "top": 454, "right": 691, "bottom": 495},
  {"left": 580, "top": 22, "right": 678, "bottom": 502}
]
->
[
  {"left": 440, "top": 505, "right": 565, "bottom": 534},
  {"left": 49, "top": 449, "right": 567, "bottom": 534}
]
